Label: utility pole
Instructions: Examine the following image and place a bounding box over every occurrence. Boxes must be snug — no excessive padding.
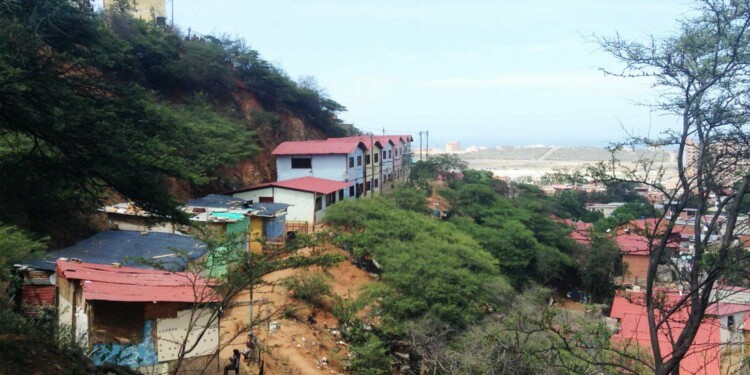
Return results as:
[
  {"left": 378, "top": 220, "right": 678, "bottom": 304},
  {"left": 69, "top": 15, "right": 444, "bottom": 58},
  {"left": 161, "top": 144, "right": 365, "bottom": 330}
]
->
[
  {"left": 369, "top": 133, "right": 374, "bottom": 197},
  {"left": 419, "top": 131, "right": 423, "bottom": 161},
  {"left": 382, "top": 127, "right": 385, "bottom": 136},
  {"left": 426, "top": 131, "right": 429, "bottom": 159},
  {"left": 171, "top": 0, "right": 174, "bottom": 28}
]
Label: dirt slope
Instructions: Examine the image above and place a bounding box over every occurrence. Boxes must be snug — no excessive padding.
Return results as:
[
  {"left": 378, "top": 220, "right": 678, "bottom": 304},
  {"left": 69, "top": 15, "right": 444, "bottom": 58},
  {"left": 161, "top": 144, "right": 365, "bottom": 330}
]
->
[{"left": 219, "top": 248, "right": 374, "bottom": 375}]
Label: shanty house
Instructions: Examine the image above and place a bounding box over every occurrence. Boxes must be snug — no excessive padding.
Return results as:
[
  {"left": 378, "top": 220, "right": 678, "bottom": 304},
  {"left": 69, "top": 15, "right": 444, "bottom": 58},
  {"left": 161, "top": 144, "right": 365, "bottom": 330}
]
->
[
  {"left": 230, "top": 176, "right": 351, "bottom": 231},
  {"left": 56, "top": 260, "right": 220, "bottom": 374},
  {"left": 14, "top": 231, "right": 207, "bottom": 314}
]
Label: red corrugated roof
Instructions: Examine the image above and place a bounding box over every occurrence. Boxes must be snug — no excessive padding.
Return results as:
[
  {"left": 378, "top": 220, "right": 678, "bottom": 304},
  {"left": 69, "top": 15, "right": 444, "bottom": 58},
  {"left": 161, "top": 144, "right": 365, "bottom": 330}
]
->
[
  {"left": 272, "top": 140, "right": 366, "bottom": 155},
  {"left": 611, "top": 293, "right": 721, "bottom": 375},
  {"left": 56, "top": 260, "right": 218, "bottom": 303},
  {"left": 231, "top": 177, "right": 352, "bottom": 195},
  {"left": 616, "top": 233, "right": 680, "bottom": 256},
  {"left": 328, "top": 136, "right": 384, "bottom": 150}
]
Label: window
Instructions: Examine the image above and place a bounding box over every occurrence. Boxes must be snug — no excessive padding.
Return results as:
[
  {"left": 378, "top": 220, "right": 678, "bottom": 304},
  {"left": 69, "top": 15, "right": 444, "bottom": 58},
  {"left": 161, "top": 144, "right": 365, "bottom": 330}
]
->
[
  {"left": 326, "top": 192, "right": 336, "bottom": 206},
  {"left": 374, "top": 153, "right": 379, "bottom": 163},
  {"left": 366, "top": 181, "right": 371, "bottom": 191},
  {"left": 382, "top": 150, "right": 386, "bottom": 160},
  {"left": 291, "top": 157, "right": 312, "bottom": 169},
  {"left": 728, "top": 315, "right": 736, "bottom": 330},
  {"left": 357, "top": 156, "right": 362, "bottom": 166},
  {"left": 349, "top": 157, "right": 354, "bottom": 168},
  {"left": 374, "top": 178, "right": 379, "bottom": 188},
  {"left": 388, "top": 150, "right": 392, "bottom": 159},
  {"left": 315, "top": 196, "right": 322, "bottom": 211},
  {"left": 338, "top": 189, "right": 344, "bottom": 201},
  {"left": 365, "top": 155, "right": 371, "bottom": 165}
]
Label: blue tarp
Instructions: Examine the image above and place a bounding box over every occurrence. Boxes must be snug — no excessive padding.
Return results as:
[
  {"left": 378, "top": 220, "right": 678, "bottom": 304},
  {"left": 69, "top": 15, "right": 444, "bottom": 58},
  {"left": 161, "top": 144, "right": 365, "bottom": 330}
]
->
[{"left": 23, "top": 230, "right": 207, "bottom": 272}]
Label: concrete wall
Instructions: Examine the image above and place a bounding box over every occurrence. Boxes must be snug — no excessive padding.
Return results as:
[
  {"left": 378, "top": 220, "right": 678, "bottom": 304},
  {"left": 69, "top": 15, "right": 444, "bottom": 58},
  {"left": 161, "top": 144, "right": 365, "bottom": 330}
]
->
[
  {"left": 156, "top": 308, "right": 219, "bottom": 362},
  {"left": 103, "top": 0, "right": 165, "bottom": 20}
]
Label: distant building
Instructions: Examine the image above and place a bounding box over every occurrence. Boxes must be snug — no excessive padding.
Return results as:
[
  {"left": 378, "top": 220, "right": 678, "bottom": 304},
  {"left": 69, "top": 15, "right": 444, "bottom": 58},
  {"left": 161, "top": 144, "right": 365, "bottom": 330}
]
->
[
  {"left": 103, "top": 0, "right": 166, "bottom": 22},
  {"left": 585, "top": 202, "right": 626, "bottom": 218},
  {"left": 445, "top": 141, "right": 461, "bottom": 153}
]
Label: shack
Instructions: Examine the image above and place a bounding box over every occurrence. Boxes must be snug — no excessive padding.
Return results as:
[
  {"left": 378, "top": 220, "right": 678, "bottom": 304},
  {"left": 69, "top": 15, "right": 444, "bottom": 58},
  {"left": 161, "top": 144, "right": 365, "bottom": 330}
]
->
[{"left": 56, "top": 259, "right": 220, "bottom": 374}]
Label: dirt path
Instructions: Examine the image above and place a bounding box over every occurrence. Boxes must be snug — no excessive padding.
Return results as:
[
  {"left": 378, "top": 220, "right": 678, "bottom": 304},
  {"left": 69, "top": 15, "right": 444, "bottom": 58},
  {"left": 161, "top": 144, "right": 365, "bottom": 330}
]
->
[{"left": 217, "top": 248, "right": 374, "bottom": 375}]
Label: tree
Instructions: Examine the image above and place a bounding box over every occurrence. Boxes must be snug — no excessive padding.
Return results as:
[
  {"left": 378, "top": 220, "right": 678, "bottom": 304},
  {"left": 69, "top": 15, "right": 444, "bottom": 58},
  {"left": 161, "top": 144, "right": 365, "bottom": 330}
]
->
[{"left": 597, "top": 1, "right": 750, "bottom": 373}]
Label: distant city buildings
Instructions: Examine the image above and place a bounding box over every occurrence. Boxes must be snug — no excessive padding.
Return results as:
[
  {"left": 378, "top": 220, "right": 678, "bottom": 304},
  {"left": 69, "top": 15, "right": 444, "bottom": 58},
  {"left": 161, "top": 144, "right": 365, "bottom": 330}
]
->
[{"left": 445, "top": 141, "right": 461, "bottom": 153}]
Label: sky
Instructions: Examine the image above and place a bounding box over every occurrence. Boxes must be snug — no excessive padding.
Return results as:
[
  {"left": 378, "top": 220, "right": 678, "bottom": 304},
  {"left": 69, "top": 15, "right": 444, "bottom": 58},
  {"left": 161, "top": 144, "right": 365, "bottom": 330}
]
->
[{"left": 99, "top": 1, "right": 698, "bottom": 148}]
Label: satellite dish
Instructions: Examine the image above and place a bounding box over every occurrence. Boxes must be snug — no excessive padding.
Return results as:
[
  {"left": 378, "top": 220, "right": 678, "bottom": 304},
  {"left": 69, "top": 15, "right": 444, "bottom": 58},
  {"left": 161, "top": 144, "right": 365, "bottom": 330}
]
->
[{"left": 49, "top": 274, "right": 56, "bottom": 286}]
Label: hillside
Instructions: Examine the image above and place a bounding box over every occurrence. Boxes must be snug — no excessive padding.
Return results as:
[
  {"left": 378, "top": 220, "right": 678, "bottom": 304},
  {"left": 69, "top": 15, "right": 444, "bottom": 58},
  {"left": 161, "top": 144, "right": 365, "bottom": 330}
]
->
[{"left": 0, "top": 2, "right": 354, "bottom": 245}]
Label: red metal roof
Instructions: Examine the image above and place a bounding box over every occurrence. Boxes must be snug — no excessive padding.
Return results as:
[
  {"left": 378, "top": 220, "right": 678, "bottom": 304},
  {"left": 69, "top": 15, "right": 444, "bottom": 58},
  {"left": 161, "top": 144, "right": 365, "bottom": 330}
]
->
[
  {"left": 272, "top": 140, "right": 366, "bottom": 155},
  {"left": 56, "top": 260, "right": 218, "bottom": 303},
  {"left": 611, "top": 293, "right": 721, "bottom": 375},
  {"left": 616, "top": 233, "right": 680, "bottom": 256},
  {"left": 329, "top": 136, "right": 384, "bottom": 150},
  {"left": 231, "top": 176, "right": 352, "bottom": 195}
]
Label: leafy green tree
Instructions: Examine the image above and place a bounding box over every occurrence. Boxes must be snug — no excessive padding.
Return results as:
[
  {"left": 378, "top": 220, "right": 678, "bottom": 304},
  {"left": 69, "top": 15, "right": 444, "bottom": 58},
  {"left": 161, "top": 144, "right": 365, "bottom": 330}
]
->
[
  {"left": 349, "top": 335, "right": 391, "bottom": 375},
  {"left": 596, "top": 1, "right": 750, "bottom": 373},
  {"left": 325, "top": 198, "right": 511, "bottom": 331},
  {"left": 388, "top": 187, "right": 430, "bottom": 214}
]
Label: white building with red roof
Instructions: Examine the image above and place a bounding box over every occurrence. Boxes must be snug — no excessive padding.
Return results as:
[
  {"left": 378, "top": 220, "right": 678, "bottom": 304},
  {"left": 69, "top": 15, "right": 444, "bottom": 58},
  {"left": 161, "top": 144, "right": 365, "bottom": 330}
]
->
[
  {"left": 272, "top": 139, "right": 369, "bottom": 196},
  {"left": 229, "top": 176, "right": 352, "bottom": 231}
]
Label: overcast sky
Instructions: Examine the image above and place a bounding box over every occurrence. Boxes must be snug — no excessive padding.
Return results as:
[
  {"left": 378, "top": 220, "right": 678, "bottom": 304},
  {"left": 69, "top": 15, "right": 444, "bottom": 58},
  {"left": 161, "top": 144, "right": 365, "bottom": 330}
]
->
[{"left": 100, "top": 1, "right": 697, "bottom": 147}]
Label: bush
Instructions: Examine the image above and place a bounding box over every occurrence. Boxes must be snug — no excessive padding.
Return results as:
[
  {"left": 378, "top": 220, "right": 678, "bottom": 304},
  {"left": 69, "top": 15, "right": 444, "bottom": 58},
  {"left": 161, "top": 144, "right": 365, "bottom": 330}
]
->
[
  {"left": 349, "top": 334, "right": 390, "bottom": 375},
  {"left": 281, "top": 273, "right": 331, "bottom": 307}
]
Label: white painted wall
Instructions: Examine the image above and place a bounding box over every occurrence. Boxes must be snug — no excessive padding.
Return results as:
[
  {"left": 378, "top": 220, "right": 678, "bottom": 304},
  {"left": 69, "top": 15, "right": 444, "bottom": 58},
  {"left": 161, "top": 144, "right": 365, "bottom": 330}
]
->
[
  {"left": 156, "top": 308, "right": 219, "bottom": 362},
  {"left": 234, "top": 188, "right": 316, "bottom": 225},
  {"left": 277, "top": 154, "right": 349, "bottom": 181}
]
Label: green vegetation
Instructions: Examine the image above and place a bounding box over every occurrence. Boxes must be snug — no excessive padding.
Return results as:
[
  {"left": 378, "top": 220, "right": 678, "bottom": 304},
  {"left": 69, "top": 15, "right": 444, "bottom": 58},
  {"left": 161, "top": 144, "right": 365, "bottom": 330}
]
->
[
  {"left": 281, "top": 273, "right": 332, "bottom": 308},
  {"left": 0, "top": 1, "right": 349, "bottom": 243}
]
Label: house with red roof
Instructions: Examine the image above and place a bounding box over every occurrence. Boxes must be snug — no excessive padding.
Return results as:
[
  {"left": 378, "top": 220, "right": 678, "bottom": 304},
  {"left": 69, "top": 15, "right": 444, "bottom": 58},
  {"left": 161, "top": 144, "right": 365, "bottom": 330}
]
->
[
  {"left": 616, "top": 232, "right": 680, "bottom": 286},
  {"left": 55, "top": 259, "right": 220, "bottom": 372},
  {"left": 229, "top": 176, "right": 352, "bottom": 231},
  {"left": 273, "top": 139, "right": 368, "bottom": 196},
  {"left": 563, "top": 219, "right": 593, "bottom": 246},
  {"left": 610, "top": 291, "right": 749, "bottom": 375}
]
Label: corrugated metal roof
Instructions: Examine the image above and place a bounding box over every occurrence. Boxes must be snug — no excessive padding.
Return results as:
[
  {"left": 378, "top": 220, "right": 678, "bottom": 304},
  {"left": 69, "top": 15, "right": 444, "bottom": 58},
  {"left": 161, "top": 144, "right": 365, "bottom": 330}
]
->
[
  {"left": 185, "top": 194, "right": 248, "bottom": 210},
  {"left": 272, "top": 140, "right": 366, "bottom": 155},
  {"left": 22, "top": 231, "right": 206, "bottom": 272},
  {"left": 230, "top": 177, "right": 352, "bottom": 195},
  {"left": 56, "top": 260, "right": 219, "bottom": 303},
  {"left": 328, "top": 136, "right": 384, "bottom": 150},
  {"left": 251, "top": 203, "right": 290, "bottom": 218},
  {"left": 610, "top": 294, "right": 721, "bottom": 375}
]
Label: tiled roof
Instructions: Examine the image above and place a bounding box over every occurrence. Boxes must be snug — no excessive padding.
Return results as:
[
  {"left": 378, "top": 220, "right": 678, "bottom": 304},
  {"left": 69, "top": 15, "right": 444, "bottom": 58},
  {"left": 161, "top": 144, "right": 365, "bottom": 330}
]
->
[
  {"left": 230, "top": 177, "right": 352, "bottom": 195},
  {"left": 56, "top": 260, "right": 218, "bottom": 303},
  {"left": 272, "top": 140, "right": 366, "bottom": 155}
]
